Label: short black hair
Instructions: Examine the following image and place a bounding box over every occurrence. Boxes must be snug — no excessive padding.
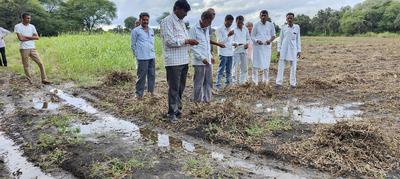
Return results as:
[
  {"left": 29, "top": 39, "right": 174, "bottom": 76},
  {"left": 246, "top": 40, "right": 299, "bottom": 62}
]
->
[
  {"left": 201, "top": 11, "right": 214, "bottom": 21},
  {"left": 21, "top": 13, "right": 31, "bottom": 19},
  {"left": 286, "top": 12, "right": 295, "bottom": 17},
  {"left": 173, "top": 0, "right": 191, "bottom": 12},
  {"left": 236, "top": 15, "right": 244, "bottom": 22},
  {"left": 260, "top": 10, "right": 268, "bottom": 15},
  {"left": 225, "top": 14, "right": 234, "bottom": 21},
  {"left": 139, "top": 12, "right": 150, "bottom": 19}
]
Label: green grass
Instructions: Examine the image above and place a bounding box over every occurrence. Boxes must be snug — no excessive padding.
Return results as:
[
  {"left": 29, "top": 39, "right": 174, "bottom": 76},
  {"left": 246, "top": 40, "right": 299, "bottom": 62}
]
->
[{"left": 5, "top": 32, "right": 164, "bottom": 86}]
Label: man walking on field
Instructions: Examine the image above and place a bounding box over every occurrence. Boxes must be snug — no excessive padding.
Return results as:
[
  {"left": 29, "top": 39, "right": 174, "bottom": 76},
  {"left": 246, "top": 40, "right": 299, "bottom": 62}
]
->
[
  {"left": 0, "top": 27, "right": 11, "bottom": 67},
  {"left": 276, "top": 13, "right": 301, "bottom": 89},
  {"left": 131, "top": 12, "right": 156, "bottom": 99},
  {"left": 251, "top": 10, "right": 276, "bottom": 85},
  {"left": 14, "top": 13, "right": 51, "bottom": 84},
  {"left": 190, "top": 11, "right": 215, "bottom": 102},
  {"left": 160, "top": 0, "right": 198, "bottom": 122}
]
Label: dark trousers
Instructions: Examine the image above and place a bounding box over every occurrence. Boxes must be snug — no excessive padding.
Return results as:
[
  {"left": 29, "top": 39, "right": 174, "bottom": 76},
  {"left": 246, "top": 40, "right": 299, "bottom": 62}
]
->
[
  {"left": 135, "top": 59, "right": 156, "bottom": 97},
  {"left": 166, "top": 64, "right": 188, "bottom": 116},
  {"left": 0, "top": 47, "right": 6, "bottom": 66}
]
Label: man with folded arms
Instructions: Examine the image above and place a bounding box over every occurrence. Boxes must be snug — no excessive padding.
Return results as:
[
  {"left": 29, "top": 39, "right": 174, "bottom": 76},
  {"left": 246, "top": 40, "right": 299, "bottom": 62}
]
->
[{"left": 14, "top": 13, "right": 51, "bottom": 85}]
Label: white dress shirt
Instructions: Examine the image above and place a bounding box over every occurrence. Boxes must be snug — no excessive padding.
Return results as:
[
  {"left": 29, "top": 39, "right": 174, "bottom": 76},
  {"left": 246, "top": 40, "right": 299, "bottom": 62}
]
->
[
  {"left": 160, "top": 13, "right": 191, "bottom": 66},
  {"left": 0, "top": 27, "right": 11, "bottom": 48},
  {"left": 278, "top": 24, "right": 301, "bottom": 61},
  {"left": 190, "top": 22, "right": 212, "bottom": 66},
  {"left": 216, "top": 25, "right": 234, "bottom": 57},
  {"left": 232, "top": 26, "right": 251, "bottom": 54}
]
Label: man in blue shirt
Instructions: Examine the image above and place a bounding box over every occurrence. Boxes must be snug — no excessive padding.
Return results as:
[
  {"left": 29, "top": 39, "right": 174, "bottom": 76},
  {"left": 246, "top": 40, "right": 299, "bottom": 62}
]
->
[{"left": 131, "top": 12, "right": 156, "bottom": 98}]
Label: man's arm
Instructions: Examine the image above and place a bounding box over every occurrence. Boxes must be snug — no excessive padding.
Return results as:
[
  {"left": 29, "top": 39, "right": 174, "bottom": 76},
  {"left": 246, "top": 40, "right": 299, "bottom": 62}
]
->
[
  {"left": 131, "top": 29, "right": 138, "bottom": 56},
  {"left": 16, "top": 33, "right": 30, "bottom": 42},
  {"left": 296, "top": 25, "right": 302, "bottom": 58},
  {"left": 189, "top": 28, "right": 208, "bottom": 64}
]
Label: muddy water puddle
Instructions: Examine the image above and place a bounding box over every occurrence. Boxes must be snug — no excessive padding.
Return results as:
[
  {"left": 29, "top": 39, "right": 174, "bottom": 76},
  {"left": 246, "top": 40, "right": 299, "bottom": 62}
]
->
[
  {"left": 48, "top": 89, "right": 324, "bottom": 178},
  {"left": 0, "top": 132, "right": 53, "bottom": 179},
  {"left": 255, "top": 100, "right": 363, "bottom": 124}
]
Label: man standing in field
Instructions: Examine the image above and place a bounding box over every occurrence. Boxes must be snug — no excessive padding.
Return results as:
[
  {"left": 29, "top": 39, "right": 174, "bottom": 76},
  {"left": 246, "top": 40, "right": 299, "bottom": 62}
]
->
[
  {"left": 0, "top": 27, "right": 11, "bottom": 67},
  {"left": 232, "top": 16, "right": 251, "bottom": 85},
  {"left": 190, "top": 11, "right": 215, "bottom": 102},
  {"left": 252, "top": 10, "right": 276, "bottom": 85},
  {"left": 276, "top": 13, "right": 301, "bottom": 89},
  {"left": 215, "top": 15, "right": 234, "bottom": 90},
  {"left": 160, "top": 0, "right": 198, "bottom": 122},
  {"left": 14, "top": 13, "right": 51, "bottom": 85},
  {"left": 246, "top": 22, "right": 253, "bottom": 78},
  {"left": 131, "top": 12, "right": 156, "bottom": 99}
]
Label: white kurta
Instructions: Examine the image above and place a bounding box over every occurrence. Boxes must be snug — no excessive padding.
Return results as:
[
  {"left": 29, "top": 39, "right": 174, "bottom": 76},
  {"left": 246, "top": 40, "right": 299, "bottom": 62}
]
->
[
  {"left": 277, "top": 24, "right": 301, "bottom": 61},
  {"left": 251, "top": 21, "right": 276, "bottom": 69}
]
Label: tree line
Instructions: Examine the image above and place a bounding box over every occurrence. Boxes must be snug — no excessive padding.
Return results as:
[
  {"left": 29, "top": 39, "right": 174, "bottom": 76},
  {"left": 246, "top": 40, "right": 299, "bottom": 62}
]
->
[
  {"left": 296, "top": 0, "right": 400, "bottom": 35},
  {"left": 0, "top": 0, "right": 116, "bottom": 36}
]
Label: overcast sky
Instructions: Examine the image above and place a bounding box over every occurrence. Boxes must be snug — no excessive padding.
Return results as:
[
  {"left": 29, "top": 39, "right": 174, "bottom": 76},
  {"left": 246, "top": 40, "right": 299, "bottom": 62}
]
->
[{"left": 108, "top": 0, "right": 365, "bottom": 29}]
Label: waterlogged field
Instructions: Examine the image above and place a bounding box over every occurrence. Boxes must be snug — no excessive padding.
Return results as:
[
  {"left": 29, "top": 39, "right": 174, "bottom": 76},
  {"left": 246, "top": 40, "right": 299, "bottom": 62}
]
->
[{"left": 1, "top": 34, "right": 400, "bottom": 178}]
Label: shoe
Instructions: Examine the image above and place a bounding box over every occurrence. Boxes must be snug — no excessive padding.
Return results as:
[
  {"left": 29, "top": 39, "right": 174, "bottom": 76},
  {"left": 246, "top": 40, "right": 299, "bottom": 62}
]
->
[
  {"left": 42, "top": 80, "right": 53, "bottom": 85},
  {"left": 175, "top": 111, "right": 182, "bottom": 118},
  {"left": 290, "top": 85, "right": 297, "bottom": 89},
  {"left": 135, "top": 94, "right": 143, "bottom": 100},
  {"left": 167, "top": 114, "right": 178, "bottom": 123},
  {"left": 275, "top": 85, "right": 282, "bottom": 90}
]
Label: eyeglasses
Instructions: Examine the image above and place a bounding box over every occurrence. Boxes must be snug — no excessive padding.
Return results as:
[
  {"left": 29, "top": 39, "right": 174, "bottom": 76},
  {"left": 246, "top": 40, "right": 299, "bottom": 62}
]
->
[{"left": 261, "top": 14, "right": 267, "bottom": 17}]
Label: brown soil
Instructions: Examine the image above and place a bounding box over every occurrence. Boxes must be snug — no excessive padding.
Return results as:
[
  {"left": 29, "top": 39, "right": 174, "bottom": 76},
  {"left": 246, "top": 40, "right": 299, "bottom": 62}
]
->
[{"left": 86, "top": 37, "right": 400, "bottom": 177}]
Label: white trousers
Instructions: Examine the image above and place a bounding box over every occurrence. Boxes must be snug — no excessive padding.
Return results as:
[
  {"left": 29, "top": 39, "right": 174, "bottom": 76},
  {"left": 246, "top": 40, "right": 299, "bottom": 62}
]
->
[
  {"left": 276, "top": 59, "right": 297, "bottom": 86},
  {"left": 252, "top": 68, "right": 269, "bottom": 84},
  {"left": 232, "top": 52, "right": 248, "bottom": 85}
]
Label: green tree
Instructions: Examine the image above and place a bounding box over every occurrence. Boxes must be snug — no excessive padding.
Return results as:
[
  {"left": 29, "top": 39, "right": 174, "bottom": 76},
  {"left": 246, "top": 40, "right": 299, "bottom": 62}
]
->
[
  {"left": 59, "top": 0, "right": 116, "bottom": 32},
  {"left": 124, "top": 16, "right": 137, "bottom": 30},
  {"left": 0, "top": 0, "right": 58, "bottom": 35},
  {"left": 295, "top": 14, "right": 312, "bottom": 35}
]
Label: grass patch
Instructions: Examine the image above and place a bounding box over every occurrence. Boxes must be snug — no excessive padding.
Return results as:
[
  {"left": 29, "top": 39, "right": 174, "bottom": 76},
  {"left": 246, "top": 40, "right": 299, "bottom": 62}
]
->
[
  {"left": 90, "top": 156, "right": 153, "bottom": 178},
  {"left": 183, "top": 157, "right": 213, "bottom": 178}
]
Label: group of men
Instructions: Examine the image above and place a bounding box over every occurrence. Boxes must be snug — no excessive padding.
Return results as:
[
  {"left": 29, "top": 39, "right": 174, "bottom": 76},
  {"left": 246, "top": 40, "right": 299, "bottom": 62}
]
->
[{"left": 131, "top": 0, "right": 302, "bottom": 122}]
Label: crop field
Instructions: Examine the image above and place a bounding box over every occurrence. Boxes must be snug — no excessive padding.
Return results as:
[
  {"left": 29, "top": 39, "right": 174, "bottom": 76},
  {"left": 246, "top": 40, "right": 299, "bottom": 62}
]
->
[{"left": 0, "top": 33, "right": 399, "bottom": 178}]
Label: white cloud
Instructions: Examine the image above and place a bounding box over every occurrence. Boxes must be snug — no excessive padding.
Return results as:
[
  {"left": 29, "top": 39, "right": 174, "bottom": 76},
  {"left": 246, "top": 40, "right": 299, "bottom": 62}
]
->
[{"left": 110, "top": 0, "right": 365, "bottom": 28}]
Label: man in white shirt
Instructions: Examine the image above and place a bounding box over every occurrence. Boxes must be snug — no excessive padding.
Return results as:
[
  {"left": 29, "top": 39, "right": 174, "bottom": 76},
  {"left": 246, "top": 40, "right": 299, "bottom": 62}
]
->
[
  {"left": 160, "top": 0, "right": 198, "bottom": 122},
  {"left": 14, "top": 13, "right": 51, "bottom": 84},
  {"left": 0, "top": 27, "right": 11, "bottom": 67},
  {"left": 215, "top": 15, "right": 234, "bottom": 89},
  {"left": 190, "top": 11, "right": 215, "bottom": 102},
  {"left": 251, "top": 10, "right": 276, "bottom": 85},
  {"left": 131, "top": 12, "right": 156, "bottom": 99},
  {"left": 246, "top": 22, "right": 253, "bottom": 71},
  {"left": 276, "top": 13, "right": 302, "bottom": 89},
  {"left": 232, "top": 16, "right": 251, "bottom": 85}
]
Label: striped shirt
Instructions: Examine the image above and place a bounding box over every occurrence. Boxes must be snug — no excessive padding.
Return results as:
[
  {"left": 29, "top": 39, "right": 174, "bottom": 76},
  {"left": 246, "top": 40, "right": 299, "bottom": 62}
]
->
[{"left": 160, "top": 13, "right": 191, "bottom": 66}]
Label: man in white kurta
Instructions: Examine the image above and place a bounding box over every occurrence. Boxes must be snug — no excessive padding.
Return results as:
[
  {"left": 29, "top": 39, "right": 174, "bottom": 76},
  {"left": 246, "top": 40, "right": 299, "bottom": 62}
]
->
[
  {"left": 232, "top": 16, "right": 251, "bottom": 85},
  {"left": 276, "top": 13, "right": 301, "bottom": 88},
  {"left": 251, "top": 10, "right": 276, "bottom": 85}
]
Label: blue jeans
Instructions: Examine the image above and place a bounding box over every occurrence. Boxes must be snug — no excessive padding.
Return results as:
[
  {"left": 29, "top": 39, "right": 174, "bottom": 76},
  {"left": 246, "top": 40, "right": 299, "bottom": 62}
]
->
[{"left": 216, "top": 55, "right": 233, "bottom": 88}]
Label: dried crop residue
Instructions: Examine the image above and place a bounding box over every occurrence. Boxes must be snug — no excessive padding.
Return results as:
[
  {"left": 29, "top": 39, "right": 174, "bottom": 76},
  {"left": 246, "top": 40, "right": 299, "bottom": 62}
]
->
[
  {"left": 278, "top": 120, "right": 400, "bottom": 177},
  {"left": 104, "top": 71, "right": 133, "bottom": 86}
]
